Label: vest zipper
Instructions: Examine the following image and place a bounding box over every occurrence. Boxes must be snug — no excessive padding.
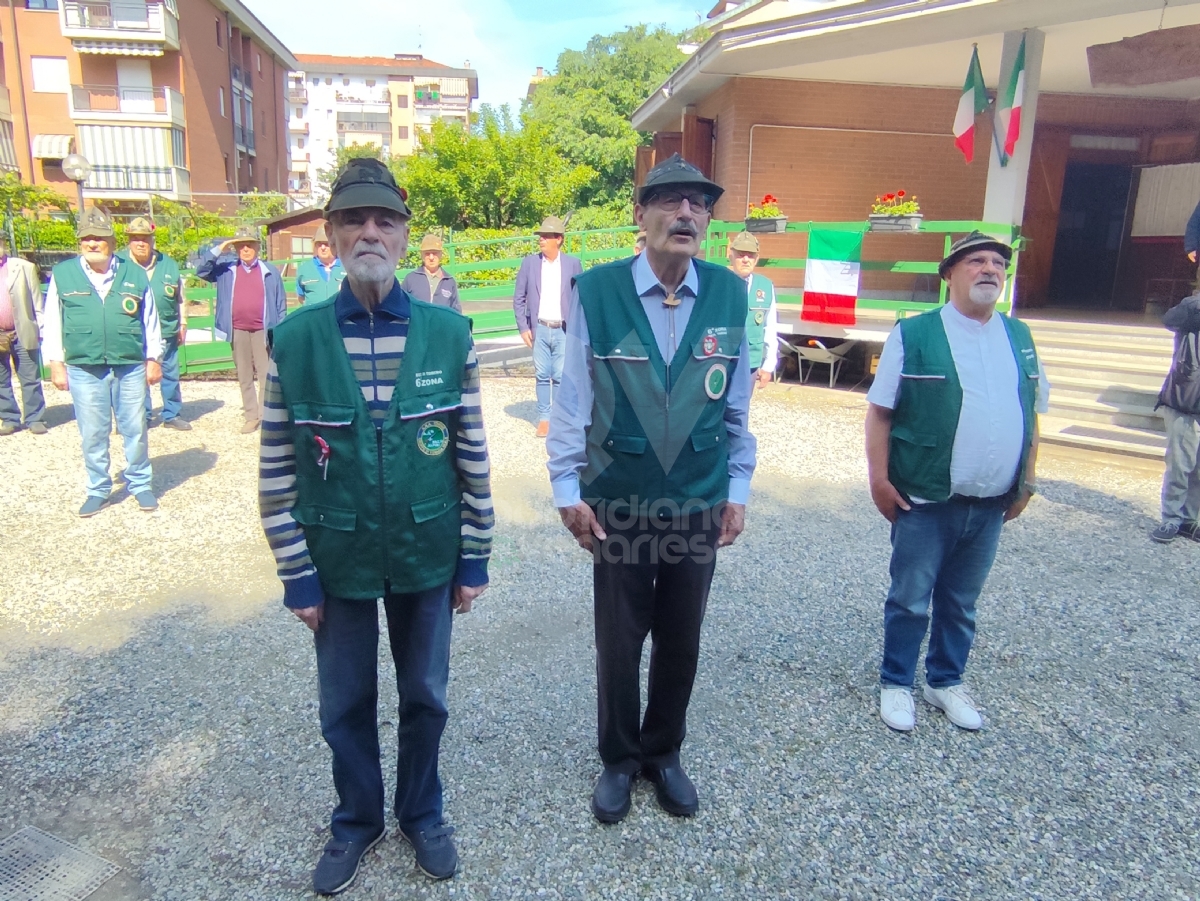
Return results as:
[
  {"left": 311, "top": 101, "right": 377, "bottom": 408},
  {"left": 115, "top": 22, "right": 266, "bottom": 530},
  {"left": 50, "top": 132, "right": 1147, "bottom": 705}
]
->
[{"left": 369, "top": 312, "right": 391, "bottom": 588}]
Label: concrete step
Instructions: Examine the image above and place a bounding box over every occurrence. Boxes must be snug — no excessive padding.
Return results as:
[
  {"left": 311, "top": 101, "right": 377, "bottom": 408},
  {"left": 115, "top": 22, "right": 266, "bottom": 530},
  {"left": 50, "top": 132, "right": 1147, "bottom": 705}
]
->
[
  {"left": 1046, "top": 395, "right": 1165, "bottom": 433},
  {"left": 1023, "top": 317, "right": 1168, "bottom": 338},
  {"left": 1031, "top": 335, "right": 1174, "bottom": 359},
  {"left": 1039, "top": 352, "right": 1169, "bottom": 388},
  {"left": 1045, "top": 374, "right": 1160, "bottom": 405},
  {"left": 1039, "top": 414, "right": 1166, "bottom": 460}
]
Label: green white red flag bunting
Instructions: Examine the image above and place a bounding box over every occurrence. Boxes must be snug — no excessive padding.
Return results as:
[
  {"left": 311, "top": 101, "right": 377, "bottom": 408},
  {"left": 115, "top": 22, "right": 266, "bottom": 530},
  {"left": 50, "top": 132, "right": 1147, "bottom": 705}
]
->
[
  {"left": 997, "top": 35, "right": 1027, "bottom": 159},
  {"left": 954, "top": 46, "right": 988, "bottom": 163},
  {"left": 801, "top": 230, "right": 863, "bottom": 326}
]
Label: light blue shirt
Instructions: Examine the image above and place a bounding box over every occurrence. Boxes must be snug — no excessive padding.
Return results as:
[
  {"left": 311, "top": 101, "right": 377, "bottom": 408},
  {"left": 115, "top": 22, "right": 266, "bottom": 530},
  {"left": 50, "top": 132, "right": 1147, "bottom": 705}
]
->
[{"left": 546, "top": 252, "right": 756, "bottom": 507}]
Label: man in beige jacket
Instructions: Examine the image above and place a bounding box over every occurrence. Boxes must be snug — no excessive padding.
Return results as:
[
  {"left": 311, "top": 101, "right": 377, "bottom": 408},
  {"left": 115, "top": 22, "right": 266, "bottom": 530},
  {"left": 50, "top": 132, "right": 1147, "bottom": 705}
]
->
[{"left": 0, "top": 235, "right": 47, "bottom": 435}]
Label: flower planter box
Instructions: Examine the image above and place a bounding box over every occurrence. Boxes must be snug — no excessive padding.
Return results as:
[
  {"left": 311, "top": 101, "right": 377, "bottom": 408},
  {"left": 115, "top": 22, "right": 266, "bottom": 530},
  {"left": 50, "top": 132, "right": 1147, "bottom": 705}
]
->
[
  {"left": 868, "top": 214, "right": 923, "bottom": 233},
  {"left": 744, "top": 217, "right": 787, "bottom": 234}
]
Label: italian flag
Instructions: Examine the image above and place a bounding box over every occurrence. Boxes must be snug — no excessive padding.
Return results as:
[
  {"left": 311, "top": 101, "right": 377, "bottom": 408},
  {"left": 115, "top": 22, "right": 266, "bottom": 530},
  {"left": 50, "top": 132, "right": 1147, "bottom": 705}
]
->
[
  {"left": 801, "top": 230, "right": 862, "bottom": 326},
  {"left": 997, "top": 35, "right": 1026, "bottom": 159},
  {"left": 954, "top": 47, "right": 988, "bottom": 163}
]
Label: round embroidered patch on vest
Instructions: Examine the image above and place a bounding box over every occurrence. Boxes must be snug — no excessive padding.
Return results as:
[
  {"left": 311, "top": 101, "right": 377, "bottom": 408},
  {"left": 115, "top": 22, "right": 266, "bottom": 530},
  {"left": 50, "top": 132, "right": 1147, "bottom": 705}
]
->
[
  {"left": 165, "top": 284, "right": 177, "bottom": 298},
  {"left": 754, "top": 310, "right": 765, "bottom": 325},
  {"left": 756, "top": 289, "right": 765, "bottom": 300},
  {"left": 702, "top": 335, "right": 718, "bottom": 356},
  {"left": 704, "top": 363, "right": 728, "bottom": 400},
  {"left": 417, "top": 420, "right": 450, "bottom": 456},
  {"left": 121, "top": 296, "right": 139, "bottom": 315}
]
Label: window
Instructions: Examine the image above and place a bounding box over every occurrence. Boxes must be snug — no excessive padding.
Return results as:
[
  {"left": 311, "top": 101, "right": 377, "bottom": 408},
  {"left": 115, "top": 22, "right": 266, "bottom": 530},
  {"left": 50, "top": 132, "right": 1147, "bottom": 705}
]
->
[
  {"left": 219, "top": 86, "right": 226, "bottom": 117},
  {"left": 215, "top": 18, "right": 222, "bottom": 47},
  {"left": 365, "top": 79, "right": 375, "bottom": 88},
  {"left": 25, "top": 0, "right": 59, "bottom": 9},
  {"left": 260, "top": 111, "right": 266, "bottom": 136},
  {"left": 312, "top": 76, "right": 319, "bottom": 86},
  {"left": 171, "top": 127, "right": 186, "bottom": 166},
  {"left": 397, "top": 126, "right": 409, "bottom": 139},
  {"left": 325, "top": 77, "right": 332, "bottom": 85},
  {"left": 224, "top": 153, "right": 231, "bottom": 182},
  {"left": 396, "top": 94, "right": 408, "bottom": 109},
  {"left": 30, "top": 57, "right": 69, "bottom": 94},
  {"left": 342, "top": 77, "right": 349, "bottom": 86},
  {"left": 297, "top": 137, "right": 305, "bottom": 149},
  {"left": 256, "top": 53, "right": 262, "bottom": 74},
  {"left": 292, "top": 236, "right": 313, "bottom": 257},
  {"left": 248, "top": 161, "right": 253, "bottom": 178}
]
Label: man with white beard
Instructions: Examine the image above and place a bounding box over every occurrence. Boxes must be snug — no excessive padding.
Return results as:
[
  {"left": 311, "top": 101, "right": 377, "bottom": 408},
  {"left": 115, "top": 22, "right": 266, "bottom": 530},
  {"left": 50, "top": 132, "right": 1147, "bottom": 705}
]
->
[{"left": 864, "top": 232, "right": 1048, "bottom": 733}]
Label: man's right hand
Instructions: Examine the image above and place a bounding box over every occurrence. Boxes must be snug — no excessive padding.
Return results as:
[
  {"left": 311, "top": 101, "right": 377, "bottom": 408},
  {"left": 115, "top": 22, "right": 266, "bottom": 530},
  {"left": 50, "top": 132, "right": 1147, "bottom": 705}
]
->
[
  {"left": 1190, "top": 251, "right": 1197, "bottom": 264},
  {"left": 559, "top": 502, "right": 607, "bottom": 552},
  {"left": 520, "top": 329, "right": 534, "bottom": 349},
  {"left": 50, "top": 362, "right": 68, "bottom": 391},
  {"left": 293, "top": 604, "right": 324, "bottom": 632},
  {"left": 870, "top": 478, "right": 911, "bottom": 523}
]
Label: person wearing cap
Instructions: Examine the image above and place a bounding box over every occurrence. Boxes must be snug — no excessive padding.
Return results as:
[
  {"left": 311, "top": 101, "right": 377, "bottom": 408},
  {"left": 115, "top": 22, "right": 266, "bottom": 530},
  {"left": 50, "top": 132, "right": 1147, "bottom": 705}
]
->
[
  {"left": 866, "top": 231, "right": 1049, "bottom": 734},
  {"left": 634, "top": 230, "right": 646, "bottom": 256},
  {"left": 42, "top": 207, "right": 164, "bottom": 516},
  {"left": 547, "top": 153, "right": 757, "bottom": 823},
  {"left": 296, "top": 224, "right": 346, "bottom": 305},
  {"left": 120, "top": 217, "right": 190, "bottom": 431},
  {"left": 400, "top": 234, "right": 461, "bottom": 312},
  {"left": 195, "top": 224, "right": 286, "bottom": 433},
  {"left": 513, "top": 216, "right": 584, "bottom": 437},
  {"left": 0, "top": 234, "right": 48, "bottom": 436},
  {"left": 258, "top": 157, "right": 493, "bottom": 895},
  {"left": 727, "top": 231, "right": 778, "bottom": 388}
]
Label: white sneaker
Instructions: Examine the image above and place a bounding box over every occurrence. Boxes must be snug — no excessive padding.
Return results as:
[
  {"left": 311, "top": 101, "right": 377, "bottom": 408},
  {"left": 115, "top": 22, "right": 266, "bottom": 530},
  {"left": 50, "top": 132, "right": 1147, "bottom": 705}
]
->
[
  {"left": 923, "top": 684, "right": 983, "bottom": 730},
  {"left": 880, "top": 687, "right": 916, "bottom": 731}
]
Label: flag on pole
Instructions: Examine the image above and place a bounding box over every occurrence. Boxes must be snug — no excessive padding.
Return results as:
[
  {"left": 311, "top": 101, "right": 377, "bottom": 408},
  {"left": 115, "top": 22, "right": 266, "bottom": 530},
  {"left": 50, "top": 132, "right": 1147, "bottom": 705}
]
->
[
  {"left": 997, "top": 35, "right": 1027, "bottom": 159},
  {"left": 801, "top": 230, "right": 862, "bottom": 325},
  {"left": 953, "top": 46, "right": 988, "bottom": 163}
]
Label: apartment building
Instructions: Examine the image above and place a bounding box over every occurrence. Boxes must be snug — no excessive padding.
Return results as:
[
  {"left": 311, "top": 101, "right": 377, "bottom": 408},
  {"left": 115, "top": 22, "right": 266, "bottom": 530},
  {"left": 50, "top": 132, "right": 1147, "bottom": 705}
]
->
[
  {"left": 286, "top": 53, "right": 477, "bottom": 202},
  {"left": 0, "top": 0, "right": 297, "bottom": 207}
]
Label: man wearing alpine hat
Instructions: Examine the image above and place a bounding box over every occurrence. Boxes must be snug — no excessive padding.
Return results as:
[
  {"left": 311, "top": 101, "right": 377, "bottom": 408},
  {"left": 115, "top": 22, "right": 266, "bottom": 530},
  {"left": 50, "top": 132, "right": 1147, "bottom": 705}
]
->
[
  {"left": 296, "top": 223, "right": 346, "bottom": 304},
  {"left": 866, "top": 230, "right": 1049, "bottom": 733},
  {"left": 727, "top": 231, "right": 779, "bottom": 388},
  {"left": 401, "top": 234, "right": 462, "bottom": 311},
  {"left": 259, "top": 158, "right": 493, "bottom": 895},
  {"left": 547, "top": 153, "right": 757, "bottom": 823}
]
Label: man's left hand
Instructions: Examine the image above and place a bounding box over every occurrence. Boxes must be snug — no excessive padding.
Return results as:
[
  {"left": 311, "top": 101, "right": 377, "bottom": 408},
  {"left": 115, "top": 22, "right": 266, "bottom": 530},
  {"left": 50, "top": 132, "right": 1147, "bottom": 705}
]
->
[
  {"left": 718, "top": 502, "right": 746, "bottom": 548},
  {"left": 146, "top": 360, "right": 163, "bottom": 386},
  {"left": 756, "top": 369, "right": 772, "bottom": 389},
  {"left": 453, "top": 583, "right": 487, "bottom": 614},
  {"left": 178, "top": 323, "right": 187, "bottom": 345},
  {"left": 1004, "top": 488, "right": 1034, "bottom": 523}
]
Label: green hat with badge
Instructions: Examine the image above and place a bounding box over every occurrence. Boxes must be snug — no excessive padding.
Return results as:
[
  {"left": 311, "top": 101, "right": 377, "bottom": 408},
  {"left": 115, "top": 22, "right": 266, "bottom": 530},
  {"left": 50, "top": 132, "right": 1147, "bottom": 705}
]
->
[
  {"left": 324, "top": 158, "right": 412, "bottom": 219},
  {"left": 77, "top": 207, "right": 115, "bottom": 239},
  {"left": 637, "top": 153, "right": 724, "bottom": 205},
  {"left": 729, "top": 232, "right": 760, "bottom": 253},
  {"left": 127, "top": 216, "right": 155, "bottom": 236},
  {"left": 938, "top": 230, "right": 1012, "bottom": 278}
]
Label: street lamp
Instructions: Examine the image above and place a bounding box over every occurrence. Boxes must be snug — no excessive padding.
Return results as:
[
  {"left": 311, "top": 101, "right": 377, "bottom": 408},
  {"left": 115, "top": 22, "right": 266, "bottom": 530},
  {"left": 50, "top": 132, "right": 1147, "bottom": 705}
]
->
[{"left": 61, "top": 153, "right": 93, "bottom": 213}]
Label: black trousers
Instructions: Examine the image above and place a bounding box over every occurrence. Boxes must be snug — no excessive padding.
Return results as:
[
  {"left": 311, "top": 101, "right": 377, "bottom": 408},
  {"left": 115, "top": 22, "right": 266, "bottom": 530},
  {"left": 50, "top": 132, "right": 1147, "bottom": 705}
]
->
[{"left": 592, "top": 507, "right": 721, "bottom": 772}]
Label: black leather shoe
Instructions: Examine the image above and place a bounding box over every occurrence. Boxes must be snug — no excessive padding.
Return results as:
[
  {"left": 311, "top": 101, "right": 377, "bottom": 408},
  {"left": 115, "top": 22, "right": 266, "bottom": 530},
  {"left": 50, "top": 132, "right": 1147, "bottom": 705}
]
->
[
  {"left": 591, "top": 767, "right": 634, "bottom": 824},
  {"left": 642, "top": 762, "right": 699, "bottom": 817}
]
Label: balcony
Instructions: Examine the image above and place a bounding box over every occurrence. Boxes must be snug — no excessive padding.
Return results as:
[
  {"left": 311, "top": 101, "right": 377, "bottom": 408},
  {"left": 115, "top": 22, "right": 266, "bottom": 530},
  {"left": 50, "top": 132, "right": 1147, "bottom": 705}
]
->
[
  {"left": 60, "top": 0, "right": 180, "bottom": 55},
  {"left": 85, "top": 164, "right": 190, "bottom": 201},
  {"left": 288, "top": 119, "right": 309, "bottom": 134},
  {"left": 287, "top": 86, "right": 308, "bottom": 104},
  {"left": 69, "top": 85, "right": 184, "bottom": 126},
  {"left": 234, "top": 123, "right": 256, "bottom": 154},
  {"left": 336, "top": 120, "right": 389, "bottom": 134}
]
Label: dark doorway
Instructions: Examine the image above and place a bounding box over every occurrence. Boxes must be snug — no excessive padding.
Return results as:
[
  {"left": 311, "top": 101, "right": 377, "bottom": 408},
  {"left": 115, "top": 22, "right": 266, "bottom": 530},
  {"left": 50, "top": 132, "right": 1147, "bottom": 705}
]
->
[{"left": 1047, "top": 161, "right": 1133, "bottom": 307}]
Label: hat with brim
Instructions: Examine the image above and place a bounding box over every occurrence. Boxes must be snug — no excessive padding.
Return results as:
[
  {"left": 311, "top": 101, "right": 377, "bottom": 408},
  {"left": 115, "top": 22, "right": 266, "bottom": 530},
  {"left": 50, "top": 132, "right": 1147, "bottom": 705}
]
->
[
  {"left": 419, "top": 234, "right": 444, "bottom": 253},
  {"left": 228, "top": 225, "right": 259, "bottom": 246},
  {"left": 324, "top": 158, "right": 411, "bottom": 218},
  {"left": 938, "top": 230, "right": 1012, "bottom": 278},
  {"left": 313, "top": 223, "right": 330, "bottom": 245},
  {"left": 535, "top": 216, "right": 565, "bottom": 237},
  {"left": 77, "top": 207, "right": 114, "bottom": 239},
  {"left": 127, "top": 216, "right": 155, "bottom": 237},
  {"left": 638, "top": 153, "right": 724, "bottom": 205},
  {"left": 729, "top": 231, "right": 760, "bottom": 253}
]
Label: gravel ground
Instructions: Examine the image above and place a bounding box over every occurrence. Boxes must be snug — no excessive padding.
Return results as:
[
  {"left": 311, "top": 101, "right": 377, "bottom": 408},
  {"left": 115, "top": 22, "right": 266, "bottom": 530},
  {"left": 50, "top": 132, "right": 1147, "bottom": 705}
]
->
[{"left": 1, "top": 375, "right": 1198, "bottom": 901}]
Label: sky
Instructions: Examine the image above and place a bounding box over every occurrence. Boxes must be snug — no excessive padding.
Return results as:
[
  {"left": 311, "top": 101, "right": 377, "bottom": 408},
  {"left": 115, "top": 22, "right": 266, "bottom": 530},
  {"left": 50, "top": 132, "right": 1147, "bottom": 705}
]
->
[{"left": 248, "top": 0, "right": 704, "bottom": 111}]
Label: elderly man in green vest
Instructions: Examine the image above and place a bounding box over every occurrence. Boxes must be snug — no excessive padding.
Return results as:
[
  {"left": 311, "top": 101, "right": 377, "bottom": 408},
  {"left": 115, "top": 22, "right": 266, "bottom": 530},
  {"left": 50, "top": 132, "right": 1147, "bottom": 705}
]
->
[
  {"left": 295, "top": 223, "right": 346, "bottom": 304},
  {"left": 259, "top": 158, "right": 493, "bottom": 896},
  {"left": 865, "top": 231, "right": 1049, "bottom": 733},
  {"left": 727, "top": 231, "right": 778, "bottom": 387},
  {"left": 42, "top": 207, "right": 163, "bottom": 516},
  {"left": 548, "top": 154, "right": 757, "bottom": 824},
  {"left": 120, "top": 217, "right": 191, "bottom": 430}
]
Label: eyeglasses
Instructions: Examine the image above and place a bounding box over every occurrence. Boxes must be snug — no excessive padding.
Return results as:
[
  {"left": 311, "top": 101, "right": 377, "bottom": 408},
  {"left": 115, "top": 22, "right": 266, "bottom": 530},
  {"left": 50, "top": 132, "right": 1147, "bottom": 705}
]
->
[
  {"left": 646, "top": 191, "right": 714, "bottom": 213},
  {"left": 962, "top": 253, "right": 1009, "bottom": 270}
]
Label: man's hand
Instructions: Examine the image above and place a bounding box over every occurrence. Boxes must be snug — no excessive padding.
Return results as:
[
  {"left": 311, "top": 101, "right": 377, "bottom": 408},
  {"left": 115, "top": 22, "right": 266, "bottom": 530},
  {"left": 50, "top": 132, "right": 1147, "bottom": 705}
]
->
[
  {"left": 293, "top": 604, "right": 324, "bottom": 631},
  {"left": 520, "top": 329, "right": 534, "bottom": 349},
  {"left": 559, "top": 502, "right": 607, "bottom": 552},
  {"left": 178, "top": 323, "right": 187, "bottom": 345},
  {"left": 50, "top": 362, "right": 68, "bottom": 391},
  {"left": 718, "top": 502, "right": 746, "bottom": 548},
  {"left": 870, "top": 478, "right": 911, "bottom": 523},
  {"left": 453, "top": 583, "right": 486, "bottom": 615},
  {"left": 756, "top": 369, "right": 772, "bottom": 389},
  {"left": 1004, "top": 488, "right": 1034, "bottom": 523},
  {"left": 146, "top": 360, "right": 163, "bottom": 386},
  {"left": 1189, "top": 251, "right": 1197, "bottom": 264}
]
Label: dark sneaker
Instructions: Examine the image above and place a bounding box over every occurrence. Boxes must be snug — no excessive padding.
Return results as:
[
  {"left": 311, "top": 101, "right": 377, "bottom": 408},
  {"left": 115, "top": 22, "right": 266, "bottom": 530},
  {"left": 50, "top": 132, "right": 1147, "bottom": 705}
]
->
[
  {"left": 133, "top": 491, "right": 158, "bottom": 512},
  {"left": 27, "top": 422, "right": 48, "bottom": 435},
  {"left": 1151, "top": 521, "right": 1180, "bottom": 544},
  {"left": 0, "top": 422, "right": 15, "bottom": 436},
  {"left": 163, "top": 418, "right": 192, "bottom": 431},
  {"left": 1178, "top": 521, "right": 1200, "bottom": 542},
  {"left": 78, "top": 496, "right": 107, "bottom": 517},
  {"left": 312, "top": 831, "right": 385, "bottom": 896},
  {"left": 400, "top": 823, "right": 457, "bottom": 880}
]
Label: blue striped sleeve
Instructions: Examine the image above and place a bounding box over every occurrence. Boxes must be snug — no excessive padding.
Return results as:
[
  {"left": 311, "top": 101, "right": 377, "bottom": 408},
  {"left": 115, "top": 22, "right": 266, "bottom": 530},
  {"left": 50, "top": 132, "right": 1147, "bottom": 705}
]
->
[{"left": 455, "top": 339, "right": 493, "bottom": 587}]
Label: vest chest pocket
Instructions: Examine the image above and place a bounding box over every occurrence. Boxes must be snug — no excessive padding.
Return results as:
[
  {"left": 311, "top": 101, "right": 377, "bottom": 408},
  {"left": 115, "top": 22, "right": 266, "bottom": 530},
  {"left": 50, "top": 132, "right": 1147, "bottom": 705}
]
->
[
  {"left": 600, "top": 433, "right": 647, "bottom": 455},
  {"left": 292, "top": 402, "right": 355, "bottom": 427},
  {"left": 691, "top": 332, "right": 738, "bottom": 361},
  {"left": 592, "top": 338, "right": 651, "bottom": 363},
  {"left": 294, "top": 504, "right": 356, "bottom": 531},
  {"left": 398, "top": 386, "right": 462, "bottom": 421}
]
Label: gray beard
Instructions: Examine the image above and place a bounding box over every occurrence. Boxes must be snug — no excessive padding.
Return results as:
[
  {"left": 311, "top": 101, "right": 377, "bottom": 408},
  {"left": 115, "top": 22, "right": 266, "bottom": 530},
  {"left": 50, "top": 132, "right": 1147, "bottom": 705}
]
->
[
  {"left": 968, "top": 282, "right": 1002, "bottom": 305},
  {"left": 344, "top": 244, "right": 395, "bottom": 283},
  {"left": 83, "top": 251, "right": 111, "bottom": 267}
]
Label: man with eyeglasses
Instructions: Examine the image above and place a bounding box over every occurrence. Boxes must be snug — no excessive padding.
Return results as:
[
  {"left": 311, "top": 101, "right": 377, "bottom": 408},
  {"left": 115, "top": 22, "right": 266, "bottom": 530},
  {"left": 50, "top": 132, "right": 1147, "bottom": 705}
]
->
[
  {"left": 865, "top": 231, "right": 1049, "bottom": 733},
  {"left": 547, "top": 154, "right": 757, "bottom": 823}
]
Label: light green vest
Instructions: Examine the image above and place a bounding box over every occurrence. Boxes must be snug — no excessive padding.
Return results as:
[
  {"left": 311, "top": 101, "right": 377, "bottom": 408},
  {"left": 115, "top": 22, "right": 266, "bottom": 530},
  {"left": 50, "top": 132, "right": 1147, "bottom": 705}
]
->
[
  {"left": 296, "top": 257, "right": 346, "bottom": 304},
  {"left": 52, "top": 257, "right": 151, "bottom": 366},
  {"left": 577, "top": 257, "right": 748, "bottom": 515},
  {"left": 889, "top": 308, "right": 1039, "bottom": 503},
  {"left": 270, "top": 296, "right": 470, "bottom": 599},
  {"left": 118, "top": 250, "right": 182, "bottom": 339},
  {"left": 744, "top": 272, "right": 774, "bottom": 370}
]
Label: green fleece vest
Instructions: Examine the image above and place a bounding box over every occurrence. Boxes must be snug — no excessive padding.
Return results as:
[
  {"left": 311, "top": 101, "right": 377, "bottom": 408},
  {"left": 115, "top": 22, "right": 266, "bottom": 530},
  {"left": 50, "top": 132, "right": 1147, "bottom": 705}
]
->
[
  {"left": 296, "top": 257, "right": 346, "bottom": 304},
  {"left": 577, "top": 257, "right": 748, "bottom": 514},
  {"left": 888, "top": 308, "right": 1040, "bottom": 503},
  {"left": 744, "top": 273, "right": 774, "bottom": 370},
  {"left": 53, "top": 257, "right": 151, "bottom": 366},
  {"left": 118, "top": 250, "right": 182, "bottom": 338},
  {"left": 271, "top": 297, "right": 469, "bottom": 599}
]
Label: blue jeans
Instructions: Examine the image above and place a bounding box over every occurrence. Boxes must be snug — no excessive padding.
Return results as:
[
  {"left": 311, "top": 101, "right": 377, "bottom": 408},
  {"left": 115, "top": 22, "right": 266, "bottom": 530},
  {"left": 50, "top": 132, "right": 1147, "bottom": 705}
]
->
[
  {"left": 533, "top": 323, "right": 565, "bottom": 422},
  {"left": 67, "top": 363, "right": 152, "bottom": 497},
  {"left": 0, "top": 336, "right": 46, "bottom": 426},
  {"left": 1160, "top": 407, "right": 1200, "bottom": 525},
  {"left": 880, "top": 498, "right": 1005, "bottom": 689},
  {"left": 145, "top": 339, "right": 183, "bottom": 422},
  {"left": 314, "top": 585, "right": 453, "bottom": 844}
]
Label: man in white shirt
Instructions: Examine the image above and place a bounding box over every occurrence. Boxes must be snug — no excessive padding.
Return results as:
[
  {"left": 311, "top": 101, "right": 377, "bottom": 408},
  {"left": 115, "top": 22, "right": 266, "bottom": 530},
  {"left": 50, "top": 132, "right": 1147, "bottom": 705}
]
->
[{"left": 864, "top": 231, "right": 1048, "bottom": 733}]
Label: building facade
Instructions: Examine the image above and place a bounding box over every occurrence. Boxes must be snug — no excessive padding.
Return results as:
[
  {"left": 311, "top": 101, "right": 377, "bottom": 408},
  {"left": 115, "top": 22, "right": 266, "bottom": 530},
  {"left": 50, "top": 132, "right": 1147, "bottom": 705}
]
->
[
  {"left": 286, "top": 53, "right": 477, "bottom": 203},
  {"left": 0, "top": 0, "right": 297, "bottom": 207}
]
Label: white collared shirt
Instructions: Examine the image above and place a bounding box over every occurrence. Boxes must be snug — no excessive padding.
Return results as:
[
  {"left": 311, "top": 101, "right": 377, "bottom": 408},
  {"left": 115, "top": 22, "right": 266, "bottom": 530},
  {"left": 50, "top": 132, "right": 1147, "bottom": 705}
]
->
[
  {"left": 539, "top": 253, "right": 563, "bottom": 321},
  {"left": 867, "top": 302, "right": 1049, "bottom": 499}
]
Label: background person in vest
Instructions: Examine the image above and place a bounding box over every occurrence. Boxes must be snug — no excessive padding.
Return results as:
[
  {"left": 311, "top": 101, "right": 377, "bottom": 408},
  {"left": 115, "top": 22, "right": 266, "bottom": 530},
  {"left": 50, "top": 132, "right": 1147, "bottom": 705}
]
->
[
  {"left": 400, "top": 234, "right": 462, "bottom": 311},
  {"left": 0, "top": 235, "right": 47, "bottom": 435},
  {"left": 42, "top": 207, "right": 164, "bottom": 516},
  {"left": 1150, "top": 292, "right": 1200, "bottom": 544},
  {"left": 547, "top": 154, "right": 757, "bottom": 824},
  {"left": 259, "top": 158, "right": 493, "bottom": 896},
  {"left": 513, "top": 216, "right": 584, "bottom": 437},
  {"left": 727, "top": 231, "right": 778, "bottom": 388},
  {"left": 865, "top": 231, "right": 1049, "bottom": 733},
  {"left": 121, "top": 217, "right": 191, "bottom": 431},
  {"left": 296, "top": 224, "right": 345, "bottom": 304},
  {"left": 195, "top": 225, "right": 286, "bottom": 433}
]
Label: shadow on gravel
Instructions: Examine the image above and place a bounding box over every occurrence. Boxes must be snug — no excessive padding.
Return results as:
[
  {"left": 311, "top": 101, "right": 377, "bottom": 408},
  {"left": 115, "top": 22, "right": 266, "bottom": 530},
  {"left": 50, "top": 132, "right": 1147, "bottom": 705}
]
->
[
  {"left": 1038, "top": 477, "right": 1151, "bottom": 522},
  {"left": 177, "top": 397, "right": 224, "bottom": 422},
  {"left": 503, "top": 400, "right": 539, "bottom": 426},
  {"left": 150, "top": 448, "right": 219, "bottom": 498},
  {"left": 41, "top": 403, "right": 76, "bottom": 429}
]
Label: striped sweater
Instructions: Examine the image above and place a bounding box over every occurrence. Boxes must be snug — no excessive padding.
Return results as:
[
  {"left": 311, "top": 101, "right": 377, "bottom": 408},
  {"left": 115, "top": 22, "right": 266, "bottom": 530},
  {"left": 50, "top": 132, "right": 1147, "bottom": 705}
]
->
[{"left": 259, "top": 283, "right": 493, "bottom": 609}]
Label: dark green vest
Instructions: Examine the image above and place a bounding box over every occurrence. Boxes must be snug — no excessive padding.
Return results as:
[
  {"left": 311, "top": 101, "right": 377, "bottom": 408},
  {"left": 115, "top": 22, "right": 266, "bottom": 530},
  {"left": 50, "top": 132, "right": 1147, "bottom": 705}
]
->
[
  {"left": 271, "top": 296, "right": 470, "bottom": 600},
  {"left": 53, "top": 257, "right": 151, "bottom": 366},
  {"left": 577, "top": 257, "right": 748, "bottom": 514},
  {"left": 744, "top": 273, "right": 774, "bottom": 370},
  {"left": 118, "top": 250, "right": 182, "bottom": 338},
  {"left": 296, "top": 257, "right": 346, "bottom": 304},
  {"left": 888, "top": 308, "right": 1040, "bottom": 503}
]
